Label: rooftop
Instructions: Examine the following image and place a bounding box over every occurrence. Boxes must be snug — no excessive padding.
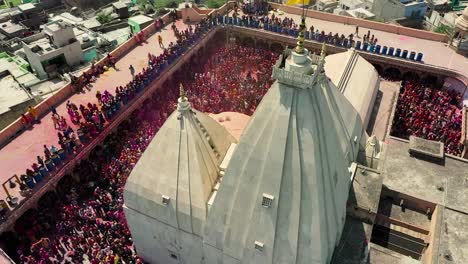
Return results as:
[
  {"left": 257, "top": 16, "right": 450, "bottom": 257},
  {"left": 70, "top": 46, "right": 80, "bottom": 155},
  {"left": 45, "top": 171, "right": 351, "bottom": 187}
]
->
[
  {"left": 382, "top": 138, "right": 468, "bottom": 213},
  {"left": 128, "top": 14, "right": 153, "bottom": 25},
  {"left": 0, "top": 20, "right": 26, "bottom": 34},
  {"left": 17, "top": 3, "right": 35, "bottom": 12}
]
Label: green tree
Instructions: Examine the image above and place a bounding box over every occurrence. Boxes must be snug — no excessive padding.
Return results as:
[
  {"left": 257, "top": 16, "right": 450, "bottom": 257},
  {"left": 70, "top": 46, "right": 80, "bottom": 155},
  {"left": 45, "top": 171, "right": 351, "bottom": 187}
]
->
[{"left": 96, "top": 12, "right": 112, "bottom": 24}]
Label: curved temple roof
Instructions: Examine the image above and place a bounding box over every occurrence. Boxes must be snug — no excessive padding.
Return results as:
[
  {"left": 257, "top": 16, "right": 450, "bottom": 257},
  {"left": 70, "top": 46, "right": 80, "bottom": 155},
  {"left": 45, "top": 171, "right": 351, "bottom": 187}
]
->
[
  {"left": 203, "top": 48, "right": 364, "bottom": 264},
  {"left": 124, "top": 89, "right": 236, "bottom": 237}
]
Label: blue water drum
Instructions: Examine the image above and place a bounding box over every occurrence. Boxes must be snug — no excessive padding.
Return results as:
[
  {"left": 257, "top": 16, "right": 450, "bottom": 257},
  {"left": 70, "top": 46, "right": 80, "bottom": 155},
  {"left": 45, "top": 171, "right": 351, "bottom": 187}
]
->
[
  {"left": 52, "top": 155, "right": 61, "bottom": 166},
  {"left": 343, "top": 38, "right": 349, "bottom": 47},
  {"left": 356, "top": 41, "right": 361, "bottom": 50},
  {"left": 45, "top": 160, "right": 55, "bottom": 171},
  {"left": 263, "top": 23, "right": 268, "bottom": 30},
  {"left": 228, "top": 17, "right": 233, "bottom": 24},
  {"left": 409, "top": 51, "right": 416, "bottom": 60},
  {"left": 388, "top": 47, "right": 395, "bottom": 56},
  {"left": 33, "top": 172, "right": 42, "bottom": 183},
  {"left": 25, "top": 178, "right": 35, "bottom": 189},
  {"left": 401, "top": 50, "right": 408, "bottom": 59},
  {"left": 369, "top": 44, "right": 375, "bottom": 52},
  {"left": 416, "top": 52, "right": 423, "bottom": 62},
  {"left": 395, "top": 48, "right": 401, "bottom": 57},
  {"left": 363, "top": 42, "right": 369, "bottom": 51},
  {"left": 267, "top": 24, "right": 272, "bottom": 31},
  {"left": 375, "top": 45, "right": 381, "bottom": 53},
  {"left": 305, "top": 31, "right": 310, "bottom": 39},
  {"left": 58, "top": 149, "right": 66, "bottom": 161},
  {"left": 39, "top": 166, "right": 49, "bottom": 177},
  {"left": 382, "top": 46, "right": 388, "bottom": 55}
]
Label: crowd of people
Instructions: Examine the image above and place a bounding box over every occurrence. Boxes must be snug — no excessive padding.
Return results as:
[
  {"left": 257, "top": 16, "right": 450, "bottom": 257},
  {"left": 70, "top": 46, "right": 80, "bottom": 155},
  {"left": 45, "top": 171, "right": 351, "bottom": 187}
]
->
[
  {"left": 391, "top": 80, "right": 464, "bottom": 156},
  {"left": 7, "top": 26, "right": 280, "bottom": 263},
  {"left": 218, "top": 10, "right": 378, "bottom": 49}
]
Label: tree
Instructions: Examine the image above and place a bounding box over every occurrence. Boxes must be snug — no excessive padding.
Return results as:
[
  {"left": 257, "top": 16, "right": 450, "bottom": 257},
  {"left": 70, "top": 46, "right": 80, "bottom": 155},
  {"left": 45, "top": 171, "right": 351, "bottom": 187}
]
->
[{"left": 96, "top": 12, "right": 112, "bottom": 24}]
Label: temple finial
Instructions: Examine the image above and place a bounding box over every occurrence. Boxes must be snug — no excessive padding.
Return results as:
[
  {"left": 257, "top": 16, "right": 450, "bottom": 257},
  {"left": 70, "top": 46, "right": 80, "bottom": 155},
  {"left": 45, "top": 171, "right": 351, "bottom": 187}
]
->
[
  {"left": 320, "top": 42, "right": 327, "bottom": 57},
  {"left": 179, "top": 83, "right": 186, "bottom": 101},
  {"left": 294, "top": 16, "right": 306, "bottom": 54}
]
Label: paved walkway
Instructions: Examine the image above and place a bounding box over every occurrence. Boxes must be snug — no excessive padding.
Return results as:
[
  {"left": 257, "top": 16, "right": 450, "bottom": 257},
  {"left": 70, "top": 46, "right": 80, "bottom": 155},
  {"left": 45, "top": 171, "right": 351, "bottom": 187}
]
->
[{"left": 0, "top": 20, "right": 188, "bottom": 201}]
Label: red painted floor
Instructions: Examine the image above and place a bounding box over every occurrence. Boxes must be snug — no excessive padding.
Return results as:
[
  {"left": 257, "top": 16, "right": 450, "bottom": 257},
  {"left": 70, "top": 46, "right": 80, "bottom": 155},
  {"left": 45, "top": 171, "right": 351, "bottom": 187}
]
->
[{"left": 0, "top": 21, "right": 188, "bottom": 200}]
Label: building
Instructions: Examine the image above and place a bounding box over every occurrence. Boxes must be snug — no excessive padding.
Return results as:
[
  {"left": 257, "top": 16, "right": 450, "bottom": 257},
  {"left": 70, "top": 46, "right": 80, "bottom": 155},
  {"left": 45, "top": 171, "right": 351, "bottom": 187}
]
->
[
  {"left": 128, "top": 15, "right": 153, "bottom": 34},
  {"left": 22, "top": 21, "right": 83, "bottom": 79},
  {"left": 124, "top": 21, "right": 375, "bottom": 264},
  {"left": 372, "top": 0, "right": 428, "bottom": 22},
  {"left": 315, "top": 0, "right": 339, "bottom": 12},
  {"left": 451, "top": 6, "right": 468, "bottom": 55},
  {"left": 123, "top": 86, "right": 237, "bottom": 263}
]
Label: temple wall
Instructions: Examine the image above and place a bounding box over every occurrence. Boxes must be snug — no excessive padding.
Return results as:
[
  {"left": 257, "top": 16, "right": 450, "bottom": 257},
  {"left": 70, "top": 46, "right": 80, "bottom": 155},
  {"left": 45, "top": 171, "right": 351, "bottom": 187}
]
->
[{"left": 124, "top": 205, "right": 205, "bottom": 264}]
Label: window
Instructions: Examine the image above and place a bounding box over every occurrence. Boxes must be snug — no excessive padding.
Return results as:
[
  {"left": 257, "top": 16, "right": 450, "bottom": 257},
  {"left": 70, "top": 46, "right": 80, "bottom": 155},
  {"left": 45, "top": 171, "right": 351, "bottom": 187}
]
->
[
  {"left": 254, "top": 241, "right": 264, "bottom": 251},
  {"left": 262, "top": 193, "right": 274, "bottom": 208},
  {"left": 168, "top": 250, "right": 178, "bottom": 260},
  {"left": 162, "top": 195, "right": 170, "bottom": 206}
]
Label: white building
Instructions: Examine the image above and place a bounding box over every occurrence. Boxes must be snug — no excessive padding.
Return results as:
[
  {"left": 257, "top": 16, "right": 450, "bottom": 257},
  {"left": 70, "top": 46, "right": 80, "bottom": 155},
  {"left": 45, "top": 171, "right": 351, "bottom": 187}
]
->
[
  {"left": 372, "top": 0, "right": 428, "bottom": 22},
  {"left": 123, "top": 86, "right": 236, "bottom": 264},
  {"left": 124, "top": 21, "right": 377, "bottom": 264},
  {"left": 22, "top": 21, "right": 83, "bottom": 79}
]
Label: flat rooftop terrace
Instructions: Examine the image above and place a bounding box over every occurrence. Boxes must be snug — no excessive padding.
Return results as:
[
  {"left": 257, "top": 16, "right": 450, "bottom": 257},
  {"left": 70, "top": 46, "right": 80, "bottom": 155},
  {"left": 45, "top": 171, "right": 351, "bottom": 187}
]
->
[
  {"left": 380, "top": 138, "right": 468, "bottom": 263},
  {"left": 259, "top": 8, "right": 468, "bottom": 77}
]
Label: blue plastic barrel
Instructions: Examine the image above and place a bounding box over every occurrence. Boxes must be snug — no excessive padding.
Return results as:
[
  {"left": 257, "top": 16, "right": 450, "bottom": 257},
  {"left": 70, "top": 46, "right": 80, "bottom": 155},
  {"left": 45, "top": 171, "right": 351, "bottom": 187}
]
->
[
  {"left": 382, "top": 46, "right": 388, "bottom": 55},
  {"left": 263, "top": 23, "right": 268, "bottom": 30},
  {"left": 267, "top": 24, "right": 272, "bottom": 31},
  {"left": 401, "top": 50, "right": 408, "bottom": 59},
  {"left": 363, "top": 42, "right": 369, "bottom": 51},
  {"left": 369, "top": 44, "right": 375, "bottom": 52},
  {"left": 52, "top": 155, "right": 61, "bottom": 166},
  {"left": 416, "top": 52, "right": 423, "bottom": 62},
  {"left": 388, "top": 47, "right": 394, "bottom": 56},
  {"left": 25, "top": 178, "right": 35, "bottom": 189},
  {"left": 375, "top": 45, "right": 381, "bottom": 53},
  {"left": 45, "top": 160, "right": 55, "bottom": 171},
  {"left": 58, "top": 149, "right": 66, "bottom": 161},
  {"left": 33, "top": 172, "right": 42, "bottom": 183},
  {"left": 356, "top": 41, "right": 361, "bottom": 50},
  {"left": 39, "top": 166, "right": 48, "bottom": 177},
  {"left": 305, "top": 31, "right": 309, "bottom": 39},
  {"left": 409, "top": 51, "right": 416, "bottom": 60},
  {"left": 395, "top": 48, "right": 401, "bottom": 57}
]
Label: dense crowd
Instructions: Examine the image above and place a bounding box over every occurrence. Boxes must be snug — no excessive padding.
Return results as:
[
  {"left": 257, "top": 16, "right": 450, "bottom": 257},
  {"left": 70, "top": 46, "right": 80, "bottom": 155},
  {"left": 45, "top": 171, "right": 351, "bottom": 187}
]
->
[
  {"left": 391, "top": 80, "right": 464, "bottom": 156},
  {"left": 8, "top": 33, "right": 279, "bottom": 263},
  {"left": 219, "top": 10, "right": 378, "bottom": 48}
]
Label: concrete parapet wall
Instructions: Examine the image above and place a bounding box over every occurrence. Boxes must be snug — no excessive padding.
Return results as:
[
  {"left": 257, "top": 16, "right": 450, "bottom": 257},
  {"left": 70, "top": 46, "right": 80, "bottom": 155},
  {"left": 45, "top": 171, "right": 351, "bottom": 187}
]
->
[{"left": 269, "top": 2, "right": 448, "bottom": 43}]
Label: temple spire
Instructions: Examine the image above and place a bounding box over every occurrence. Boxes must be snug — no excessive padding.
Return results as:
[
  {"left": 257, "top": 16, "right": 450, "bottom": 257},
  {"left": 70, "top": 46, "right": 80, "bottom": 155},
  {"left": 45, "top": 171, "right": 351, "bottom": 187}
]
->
[
  {"left": 320, "top": 41, "right": 327, "bottom": 58},
  {"left": 294, "top": 16, "right": 306, "bottom": 54},
  {"left": 179, "top": 83, "right": 186, "bottom": 101}
]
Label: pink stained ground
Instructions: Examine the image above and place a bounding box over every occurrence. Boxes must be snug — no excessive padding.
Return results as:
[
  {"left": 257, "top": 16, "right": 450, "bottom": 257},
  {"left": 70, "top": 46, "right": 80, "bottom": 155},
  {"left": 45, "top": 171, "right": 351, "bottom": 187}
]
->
[
  {"left": 0, "top": 21, "right": 188, "bottom": 200},
  {"left": 209, "top": 112, "right": 251, "bottom": 141}
]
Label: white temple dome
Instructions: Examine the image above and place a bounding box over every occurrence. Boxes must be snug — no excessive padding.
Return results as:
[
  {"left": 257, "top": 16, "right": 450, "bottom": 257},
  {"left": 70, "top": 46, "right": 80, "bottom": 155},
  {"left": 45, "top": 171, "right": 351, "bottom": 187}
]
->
[
  {"left": 123, "top": 91, "right": 236, "bottom": 263},
  {"left": 203, "top": 48, "right": 364, "bottom": 264}
]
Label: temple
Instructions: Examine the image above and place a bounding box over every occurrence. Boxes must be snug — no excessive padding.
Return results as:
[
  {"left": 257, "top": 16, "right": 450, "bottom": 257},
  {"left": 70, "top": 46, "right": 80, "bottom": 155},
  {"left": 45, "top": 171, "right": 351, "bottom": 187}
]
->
[{"left": 124, "top": 18, "right": 372, "bottom": 264}]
